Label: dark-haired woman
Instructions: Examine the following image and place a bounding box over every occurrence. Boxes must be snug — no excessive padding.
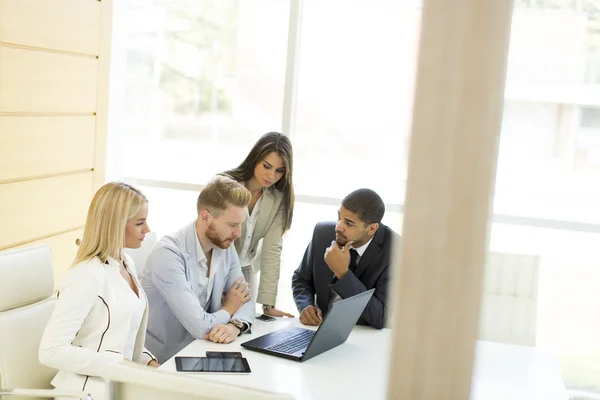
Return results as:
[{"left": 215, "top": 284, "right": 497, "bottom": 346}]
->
[{"left": 221, "top": 132, "right": 295, "bottom": 317}]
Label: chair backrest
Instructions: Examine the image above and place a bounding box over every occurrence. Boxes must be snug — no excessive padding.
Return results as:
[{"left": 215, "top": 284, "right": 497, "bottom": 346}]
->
[
  {"left": 479, "top": 251, "right": 541, "bottom": 346},
  {"left": 0, "top": 245, "right": 57, "bottom": 400},
  {"left": 103, "top": 362, "right": 294, "bottom": 400},
  {"left": 124, "top": 232, "right": 158, "bottom": 279}
]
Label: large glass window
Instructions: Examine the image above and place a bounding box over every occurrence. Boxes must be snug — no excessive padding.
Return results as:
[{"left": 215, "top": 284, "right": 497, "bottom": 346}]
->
[
  {"left": 498, "top": 2, "right": 600, "bottom": 223},
  {"left": 292, "top": 0, "right": 419, "bottom": 203},
  {"left": 117, "top": 0, "right": 289, "bottom": 184}
]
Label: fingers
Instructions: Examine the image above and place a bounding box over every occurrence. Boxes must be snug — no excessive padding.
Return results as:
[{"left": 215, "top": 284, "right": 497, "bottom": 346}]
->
[
  {"left": 205, "top": 324, "right": 240, "bottom": 344},
  {"left": 300, "top": 313, "right": 311, "bottom": 325},
  {"left": 233, "top": 277, "right": 243, "bottom": 290},
  {"left": 264, "top": 308, "right": 295, "bottom": 318},
  {"left": 343, "top": 240, "right": 354, "bottom": 251},
  {"left": 316, "top": 308, "right": 323, "bottom": 322},
  {"left": 235, "top": 281, "right": 249, "bottom": 294},
  {"left": 307, "top": 306, "right": 319, "bottom": 321},
  {"left": 301, "top": 306, "right": 320, "bottom": 325},
  {"left": 204, "top": 327, "right": 216, "bottom": 341}
]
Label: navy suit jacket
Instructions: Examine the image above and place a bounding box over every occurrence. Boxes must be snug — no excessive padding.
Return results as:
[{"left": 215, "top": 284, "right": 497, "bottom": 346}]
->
[{"left": 292, "top": 221, "right": 398, "bottom": 329}]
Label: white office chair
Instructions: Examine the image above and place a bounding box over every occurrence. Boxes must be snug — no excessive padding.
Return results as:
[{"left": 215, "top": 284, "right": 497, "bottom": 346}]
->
[
  {"left": 124, "top": 231, "right": 158, "bottom": 279},
  {"left": 478, "top": 251, "right": 541, "bottom": 346},
  {"left": 102, "top": 361, "right": 294, "bottom": 400},
  {"left": 0, "top": 245, "right": 90, "bottom": 400}
]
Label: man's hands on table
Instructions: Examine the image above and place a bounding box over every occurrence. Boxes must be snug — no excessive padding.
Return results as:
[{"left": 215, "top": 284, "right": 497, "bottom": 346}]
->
[{"left": 204, "top": 323, "right": 241, "bottom": 344}]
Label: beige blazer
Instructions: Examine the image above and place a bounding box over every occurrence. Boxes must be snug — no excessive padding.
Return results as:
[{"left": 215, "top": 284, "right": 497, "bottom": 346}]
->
[{"left": 234, "top": 187, "right": 285, "bottom": 306}]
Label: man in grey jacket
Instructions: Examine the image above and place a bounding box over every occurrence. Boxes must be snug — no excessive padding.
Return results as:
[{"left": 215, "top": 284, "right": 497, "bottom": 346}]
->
[{"left": 142, "top": 176, "right": 256, "bottom": 363}]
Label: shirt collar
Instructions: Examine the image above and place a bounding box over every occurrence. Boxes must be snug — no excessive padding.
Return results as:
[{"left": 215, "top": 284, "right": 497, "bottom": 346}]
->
[{"left": 352, "top": 238, "right": 373, "bottom": 257}]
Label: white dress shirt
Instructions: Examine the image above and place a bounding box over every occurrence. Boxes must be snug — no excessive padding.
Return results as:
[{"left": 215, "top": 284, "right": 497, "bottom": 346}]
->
[
  {"left": 195, "top": 232, "right": 216, "bottom": 308},
  {"left": 352, "top": 238, "right": 373, "bottom": 265},
  {"left": 239, "top": 195, "right": 263, "bottom": 267}
]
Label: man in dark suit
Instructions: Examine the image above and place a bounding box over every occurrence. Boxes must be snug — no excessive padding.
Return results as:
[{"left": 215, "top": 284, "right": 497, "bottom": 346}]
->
[{"left": 292, "top": 189, "right": 397, "bottom": 329}]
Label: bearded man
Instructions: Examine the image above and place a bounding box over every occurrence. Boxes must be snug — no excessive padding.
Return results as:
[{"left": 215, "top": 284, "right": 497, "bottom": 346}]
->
[{"left": 142, "top": 175, "right": 255, "bottom": 363}]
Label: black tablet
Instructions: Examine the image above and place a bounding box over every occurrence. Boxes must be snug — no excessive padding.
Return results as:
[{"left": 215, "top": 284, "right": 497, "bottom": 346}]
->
[{"left": 174, "top": 356, "right": 251, "bottom": 373}]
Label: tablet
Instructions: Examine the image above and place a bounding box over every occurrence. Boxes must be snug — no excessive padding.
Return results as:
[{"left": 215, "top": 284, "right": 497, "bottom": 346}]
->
[{"left": 174, "top": 356, "right": 251, "bottom": 373}]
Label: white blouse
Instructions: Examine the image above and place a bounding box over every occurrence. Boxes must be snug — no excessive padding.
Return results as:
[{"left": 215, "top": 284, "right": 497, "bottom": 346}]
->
[
  {"left": 239, "top": 195, "right": 263, "bottom": 267},
  {"left": 122, "top": 281, "right": 146, "bottom": 360}
]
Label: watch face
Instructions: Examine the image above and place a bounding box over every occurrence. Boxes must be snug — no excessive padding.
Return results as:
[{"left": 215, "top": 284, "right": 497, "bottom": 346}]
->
[{"left": 232, "top": 319, "right": 243, "bottom": 328}]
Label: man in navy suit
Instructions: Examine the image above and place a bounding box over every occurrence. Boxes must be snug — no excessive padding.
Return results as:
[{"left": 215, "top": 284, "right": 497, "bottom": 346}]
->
[{"left": 292, "top": 189, "right": 398, "bottom": 329}]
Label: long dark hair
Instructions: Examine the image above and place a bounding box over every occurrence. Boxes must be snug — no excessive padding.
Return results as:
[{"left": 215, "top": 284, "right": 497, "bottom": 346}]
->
[{"left": 222, "top": 132, "right": 294, "bottom": 232}]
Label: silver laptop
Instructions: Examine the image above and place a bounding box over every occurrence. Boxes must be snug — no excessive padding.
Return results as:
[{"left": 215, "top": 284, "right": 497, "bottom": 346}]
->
[{"left": 241, "top": 289, "right": 374, "bottom": 362}]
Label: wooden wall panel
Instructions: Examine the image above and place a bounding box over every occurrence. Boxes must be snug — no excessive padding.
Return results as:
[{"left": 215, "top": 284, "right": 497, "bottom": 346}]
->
[
  {"left": 0, "top": 47, "right": 98, "bottom": 113},
  {"left": 0, "top": 116, "right": 95, "bottom": 182},
  {"left": 0, "top": 0, "right": 101, "bottom": 55},
  {"left": 0, "top": 172, "right": 93, "bottom": 248},
  {"left": 16, "top": 229, "right": 83, "bottom": 287},
  {"left": 93, "top": 0, "right": 114, "bottom": 189}
]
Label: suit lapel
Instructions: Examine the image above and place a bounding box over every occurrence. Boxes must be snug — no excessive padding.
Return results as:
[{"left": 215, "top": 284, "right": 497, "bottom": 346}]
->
[
  {"left": 183, "top": 221, "right": 199, "bottom": 290},
  {"left": 251, "top": 188, "right": 275, "bottom": 249},
  {"left": 353, "top": 226, "right": 385, "bottom": 279}
]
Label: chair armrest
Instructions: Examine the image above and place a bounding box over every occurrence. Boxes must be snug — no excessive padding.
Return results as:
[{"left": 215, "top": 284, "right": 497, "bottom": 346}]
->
[{"left": 0, "top": 388, "right": 92, "bottom": 399}]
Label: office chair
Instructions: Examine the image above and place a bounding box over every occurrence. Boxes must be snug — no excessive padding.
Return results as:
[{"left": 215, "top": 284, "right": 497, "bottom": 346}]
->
[
  {"left": 103, "top": 361, "right": 294, "bottom": 400},
  {"left": 479, "top": 251, "right": 541, "bottom": 346},
  {"left": 124, "top": 231, "right": 158, "bottom": 280},
  {"left": 0, "top": 245, "right": 90, "bottom": 400}
]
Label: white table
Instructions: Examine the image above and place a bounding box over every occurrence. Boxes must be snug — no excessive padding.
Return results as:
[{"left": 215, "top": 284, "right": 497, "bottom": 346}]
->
[{"left": 161, "top": 318, "right": 568, "bottom": 400}]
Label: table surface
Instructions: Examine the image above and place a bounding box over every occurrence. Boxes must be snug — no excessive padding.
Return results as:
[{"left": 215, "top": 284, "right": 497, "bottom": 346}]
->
[{"left": 160, "top": 318, "right": 568, "bottom": 400}]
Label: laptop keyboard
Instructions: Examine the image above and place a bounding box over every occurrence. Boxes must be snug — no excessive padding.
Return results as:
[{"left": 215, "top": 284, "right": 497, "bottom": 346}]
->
[{"left": 266, "top": 329, "right": 315, "bottom": 355}]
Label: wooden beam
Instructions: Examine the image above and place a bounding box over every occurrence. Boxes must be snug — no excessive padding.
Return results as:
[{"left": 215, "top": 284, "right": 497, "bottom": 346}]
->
[{"left": 387, "top": 0, "right": 514, "bottom": 398}]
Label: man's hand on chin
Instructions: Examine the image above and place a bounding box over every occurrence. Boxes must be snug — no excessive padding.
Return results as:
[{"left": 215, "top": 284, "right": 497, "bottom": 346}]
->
[
  {"left": 204, "top": 323, "right": 240, "bottom": 344},
  {"left": 324, "top": 240, "right": 354, "bottom": 279}
]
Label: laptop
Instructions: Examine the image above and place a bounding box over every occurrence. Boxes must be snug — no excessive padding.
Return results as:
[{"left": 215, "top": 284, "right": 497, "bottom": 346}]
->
[{"left": 241, "top": 289, "right": 375, "bottom": 362}]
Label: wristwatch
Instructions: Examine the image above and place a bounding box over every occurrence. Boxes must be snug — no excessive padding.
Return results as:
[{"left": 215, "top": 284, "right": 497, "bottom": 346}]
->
[
  {"left": 262, "top": 305, "right": 273, "bottom": 312},
  {"left": 230, "top": 318, "right": 249, "bottom": 335}
]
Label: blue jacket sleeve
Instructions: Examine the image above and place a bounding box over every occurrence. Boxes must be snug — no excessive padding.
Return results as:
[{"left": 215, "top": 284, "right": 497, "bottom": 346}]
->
[
  {"left": 330, "top": 269, "right": 388, "bottom": 329},
  {"left": 149, "top": 245, "right": 230, "bottom": 339},
  {"left": 292, "top": 229, "right": 318, "bottom": 313},
  {"left": 227, "top": 250, "right": 256, "bottom": 328}
]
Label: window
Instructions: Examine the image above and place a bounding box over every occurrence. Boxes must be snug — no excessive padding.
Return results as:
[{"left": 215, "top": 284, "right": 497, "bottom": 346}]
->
[
  {"left": 116, "top": 0, "right": 289, "bottom": 184},
  {"left": 292, "top": 0, "right": 418, "bottom": 203}
]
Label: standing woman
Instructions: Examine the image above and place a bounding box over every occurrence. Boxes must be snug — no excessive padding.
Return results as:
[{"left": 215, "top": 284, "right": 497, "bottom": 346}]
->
[
  {"left": 39, "top": 182, "right": 158, "bottom": 400},
  {"left": 222, "top": 132, "right": 295, "bottom": 317}
]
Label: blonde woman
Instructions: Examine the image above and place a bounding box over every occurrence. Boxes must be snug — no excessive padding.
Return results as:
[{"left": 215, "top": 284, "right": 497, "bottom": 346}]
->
[{"left": 39, "top": 182, "right": 158, "bottom": 400}]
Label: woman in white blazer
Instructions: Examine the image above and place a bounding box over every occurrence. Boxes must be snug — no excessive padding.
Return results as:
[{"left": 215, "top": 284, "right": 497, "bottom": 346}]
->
[
  {"left": 222, "top": 132, "right": 295, "bottom": 317},
  {"left": 39, "top": 182, "right": 158, "bottom": 400}
]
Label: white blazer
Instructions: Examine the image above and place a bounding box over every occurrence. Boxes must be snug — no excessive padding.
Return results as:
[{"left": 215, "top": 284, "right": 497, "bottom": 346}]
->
[{"left": 39, "top": 254, "right": 156, "bottom": 400}]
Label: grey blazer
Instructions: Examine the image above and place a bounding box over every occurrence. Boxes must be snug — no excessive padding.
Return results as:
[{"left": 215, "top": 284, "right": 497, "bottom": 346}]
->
[
  {"left": 141, "top": 221, "right": 255, "bottom": 363},
  {"left": 234, "top": 186, "right": 285, "bottom": 306}
]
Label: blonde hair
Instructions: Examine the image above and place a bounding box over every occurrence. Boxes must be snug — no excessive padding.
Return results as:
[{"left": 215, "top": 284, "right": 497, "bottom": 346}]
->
[
  {"left": 197, "top": 175, "right": 251, "bottom": 217},
  {"left": 73, "top": 182, "right": 147, "bottom": 265}
]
